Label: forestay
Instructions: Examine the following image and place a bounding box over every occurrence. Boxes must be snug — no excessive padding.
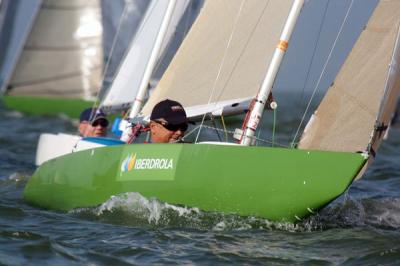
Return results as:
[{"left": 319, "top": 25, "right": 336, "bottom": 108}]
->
[
  {"left": 100, "top": 0, "right": 190, "bottom": 113},
  {"left": 140, "top": 0, "right": 293, "bottom": 119},
  {"left": 299, "top": 0, "right": 400, "bottom": 153},
  {"left": 6, "top": 0, "right": 103, "bottom": 100}
]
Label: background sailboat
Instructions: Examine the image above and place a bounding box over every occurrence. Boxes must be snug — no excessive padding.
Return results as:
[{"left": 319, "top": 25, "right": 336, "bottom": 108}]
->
[
  {"left": 0, "top": 0, "right": 41, "bottom": 99},
  {"left": 34, "top": 0, "right": 200, "bottom": 165},
  {"left": 1, "top": 0, "right": 103, "bottom": 118}
]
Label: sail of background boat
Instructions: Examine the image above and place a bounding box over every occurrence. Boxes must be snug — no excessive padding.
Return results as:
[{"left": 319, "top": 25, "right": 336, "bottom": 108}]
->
[
  {"left": 34, "top": 0, "right": 200, "bottom": 165},
  {"left": 0, "top": 0, "right": 155, "bottom": 118},
  {"left": 4, "top": 0, "right": 103, "bottom": 100},
  {"left": 99, "top": 0, "right": 195, "bottom": 116}
]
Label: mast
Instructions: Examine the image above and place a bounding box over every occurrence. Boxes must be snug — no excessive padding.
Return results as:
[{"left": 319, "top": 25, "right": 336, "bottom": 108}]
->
[
  {"left": 240, "top": 0, "right": 304, "bottom": 145},
  {"left": 127, "top": 0, "right": 178, "bottom": 119}
]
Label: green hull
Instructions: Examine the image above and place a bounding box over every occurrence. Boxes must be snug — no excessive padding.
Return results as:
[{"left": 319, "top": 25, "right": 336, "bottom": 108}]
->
[
  {"left": 1, "top": 96, "right": 95, "bottom": 119},
  {"left": 24, "top": 144, "right": 366, "bottom": 222}
]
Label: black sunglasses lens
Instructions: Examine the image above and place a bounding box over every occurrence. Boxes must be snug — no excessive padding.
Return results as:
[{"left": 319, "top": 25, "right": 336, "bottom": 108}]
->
[
  {"left": 92, "top": 119, "right": 108, "bottom": 127},
  {"left": 165, "top": 123, "right": 188, "bottom": 132},
  {"left": 180, "top": 123, "right": 188, "bottom": 132}
]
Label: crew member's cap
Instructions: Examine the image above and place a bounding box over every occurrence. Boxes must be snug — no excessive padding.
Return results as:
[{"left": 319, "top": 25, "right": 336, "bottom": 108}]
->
[
  {"left": 150, "top": 99, "right": 187, "bottom": 125},
  {"left": 80, "top": 107, "right": 108, "bottom": 123}
]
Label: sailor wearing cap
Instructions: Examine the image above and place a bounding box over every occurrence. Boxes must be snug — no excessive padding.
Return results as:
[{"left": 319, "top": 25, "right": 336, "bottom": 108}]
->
[
  {"left": 149, "top": 99, "right": 188, "bottom": 143},
  {"left": 78, "top": 108, "right": 109, "bottom": 137}
]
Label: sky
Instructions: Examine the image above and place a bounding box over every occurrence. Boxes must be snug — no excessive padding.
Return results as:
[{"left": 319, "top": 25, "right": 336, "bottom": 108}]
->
[{"left": 0, "top": 0, "right": 379, "bottom": 95}]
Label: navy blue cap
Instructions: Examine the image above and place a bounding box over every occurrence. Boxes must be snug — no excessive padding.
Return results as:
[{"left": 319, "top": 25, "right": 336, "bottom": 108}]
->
[
  {"left": 79, "top": 108, "right": 108, "bottom": 122},
  {"left": 150, "top": 99, "right": 187, "bottom": 125}
]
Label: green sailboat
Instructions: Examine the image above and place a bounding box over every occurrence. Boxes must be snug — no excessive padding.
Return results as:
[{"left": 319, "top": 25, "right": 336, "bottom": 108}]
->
[
  {"left": 1, "top": 0, "right": 103, "bottom": 118},
  {"left": 24, "top": 0, "right": 400, "bottom": 223}
]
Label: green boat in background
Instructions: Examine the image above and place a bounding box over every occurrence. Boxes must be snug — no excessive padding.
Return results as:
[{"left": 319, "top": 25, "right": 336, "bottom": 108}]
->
[
  {"left": 0, "top": 1, "right": 103, "bottom": 118},
  {"left": 1, "top": 96, "right": 94, "bottom": 119}
]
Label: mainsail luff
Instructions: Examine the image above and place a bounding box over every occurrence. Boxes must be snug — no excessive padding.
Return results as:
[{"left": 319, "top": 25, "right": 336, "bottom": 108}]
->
[
  {"left": 298, "top": 0, "right": 400, "bottom": 153},
  {"left": 240, "top": 0, "right": 304, "bottom": 145},
  {"left": 140, "top": 0, "right": 293, "bottom": 119}
]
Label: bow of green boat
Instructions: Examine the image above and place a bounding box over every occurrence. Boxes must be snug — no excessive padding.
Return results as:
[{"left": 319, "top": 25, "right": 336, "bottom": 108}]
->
[{"left": 24, "top": 143, "right": 366, "bottom": 222}]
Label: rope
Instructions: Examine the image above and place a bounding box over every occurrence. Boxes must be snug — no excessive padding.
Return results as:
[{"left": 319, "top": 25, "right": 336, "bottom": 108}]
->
[
  {"left": 220, "top": 115, "right": 228, "bottom": 142},
  {"left": 290, "top": 0, "right": 354, "bottom": 146},
  {"left": 255, "top": 106, "right": 265, "bottom": 146},
  {"left": 272, "top": 108, "right": 277, "bottom": 147},
  {"left": 194, "top": 0, "right": 246, "bottom": 143}
]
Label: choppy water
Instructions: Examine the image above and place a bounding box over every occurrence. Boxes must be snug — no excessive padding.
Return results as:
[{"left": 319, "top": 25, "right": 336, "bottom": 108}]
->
[{"left": 1, "top": 100, "right": 400, "bottom": 265}]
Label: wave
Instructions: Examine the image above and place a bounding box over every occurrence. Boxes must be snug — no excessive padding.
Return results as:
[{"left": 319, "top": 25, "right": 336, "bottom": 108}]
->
[
  {"left": 316, "top": 195, "right": 400, "bottom": 230},
  {"left": 70, "top": 192, "right": 400, "bottom": 232}
]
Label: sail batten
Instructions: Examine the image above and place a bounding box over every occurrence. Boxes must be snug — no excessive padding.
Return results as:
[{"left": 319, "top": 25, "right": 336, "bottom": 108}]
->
[
  {"left": 140, "top": 0, "right": 293, "bottom": 118},
  {"left": 299, "top": 0, "right": 400, "bottom": 153}
]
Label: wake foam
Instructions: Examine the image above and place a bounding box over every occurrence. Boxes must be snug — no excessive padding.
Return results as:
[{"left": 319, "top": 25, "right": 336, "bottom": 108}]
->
[
  {"left": 71, "top": 192, "right": 324, "bottom": 232},
  {"left": 70, "top": 192, "right": 400, "bottom": 231}
]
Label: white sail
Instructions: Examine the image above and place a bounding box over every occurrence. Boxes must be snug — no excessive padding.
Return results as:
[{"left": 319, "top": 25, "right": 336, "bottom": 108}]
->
[
  {"left": 0, "top": 0, "right": 42, "bottom": 93},
  {"left": 100, "top": 0, "right": 150, "bottom": 90},
  {"left": 299, "top": 0, "right": 400, "bottom": 154},
  {"left": 140, "top": 0, "right": 293, "bottom": 119},
  {"left": 100, "top": 0, "right": 190, "bottom": 113},
  {"left": 6, "top": 0, "right": 103, "bottom": 100}
]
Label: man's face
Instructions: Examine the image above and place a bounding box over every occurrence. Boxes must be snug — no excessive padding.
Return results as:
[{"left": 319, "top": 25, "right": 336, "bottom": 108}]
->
[
  {"left": 149, "top": 121, "right": 186, "bottom": 143},
  {"left": 79, "top": 118, "right": 108, "bottom": 137}
]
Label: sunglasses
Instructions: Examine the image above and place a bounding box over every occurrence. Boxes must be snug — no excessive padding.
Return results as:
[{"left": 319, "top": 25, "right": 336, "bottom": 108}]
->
[
  {"left": 155, "top": 120, "right": 188, "bottom": 132},
  {"left": 91, "top": 119, "right": 109, "bottom": 127}
]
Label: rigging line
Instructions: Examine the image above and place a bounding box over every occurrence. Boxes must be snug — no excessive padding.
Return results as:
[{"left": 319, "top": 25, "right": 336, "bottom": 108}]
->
[
  {"left": 94, "top": 2, "right": 131, "bottom": 112},
  {"left": 186, "top": 125, "right": 290, "bottom": 148},
  {"left": 98, "top": 1, "right": 156, "bottom": 111},
  {"left": 272, "top": 108, "right": 277, "bottom": 147},
  {"left": 194, "top": 0, "right": 246, "bottom": 143},
  {"left": 290, "top": 0, "right": 355, "bottom": 146},
  {"left": 220, "top": 115, "right": 228, "bottom": 142},
  {"left": 211, "top": 117, "right": 223, "bottom": 142},
  {"left": 255, "top": 115, "right": 264, "bottom": 147},
  {"left": 212, "top": 0, "right": 271, "bottom": 102},
  {"left": 290, "top": 0, "right": 330, "bottom": 140},
  {"left": 8, "top": 66, "right": 102, "bottom": 87}
]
